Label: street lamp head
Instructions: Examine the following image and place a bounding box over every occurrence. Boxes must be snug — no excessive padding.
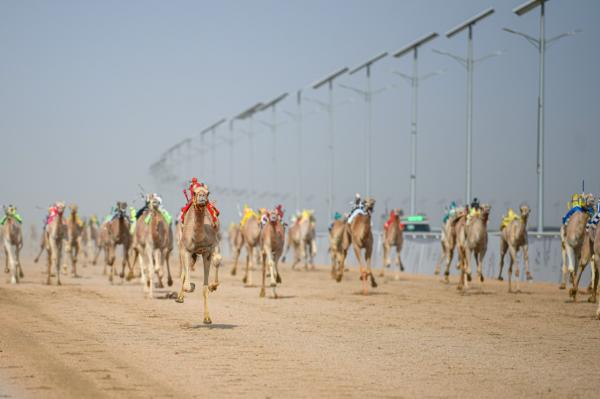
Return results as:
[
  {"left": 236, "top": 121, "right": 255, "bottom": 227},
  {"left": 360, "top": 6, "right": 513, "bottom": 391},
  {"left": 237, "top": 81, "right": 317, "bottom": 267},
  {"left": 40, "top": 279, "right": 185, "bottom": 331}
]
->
[
  {"left": 393, "top": 32, "right": 439, "bottom": 58},
  {"left": 311, "top": 67, "right": 349, "bottom": 89},
  {"left": 260, "top": 92, "right": 289, "bottom": 111},
  {"left": 200, "top": 118, "right": 226, "bottom": 135},
  {"left": 349, "top": 51, "right": 389, "bottom": 75},
  {"left": 234, "top": 102, "right": 264, "bottom": 120},
  {"left": 514, "top": 0, "right": 547, "bottom": 16},
  {"left": 446, "top": 8, "right": 495, "bottom": 38}
]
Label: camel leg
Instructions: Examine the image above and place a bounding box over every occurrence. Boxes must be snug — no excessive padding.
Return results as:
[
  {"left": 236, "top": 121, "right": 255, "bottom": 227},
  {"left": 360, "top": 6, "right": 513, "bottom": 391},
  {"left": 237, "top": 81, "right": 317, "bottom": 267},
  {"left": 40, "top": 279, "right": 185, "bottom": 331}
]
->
[
  {"left": 55, "top": 242, "right": 62, "bottom": 286},
  {"left": 209, "top": 248, "right": 220, "bottom": 292},
  {"left": 300, "top": 241, "right": 307, "bottom": 271},
  {"left": 507, "top": 248, "right": 514, "bottom": 293},
  {"left": 572, "top": 260, "right": 587, "bottom": 303},
  {"left": 353, "top": 245, "right": 368, "bottom": 295},
  {"left": 291, "top": 243, "right": 301, "bottom": 270},
  {"left": 521, "top": 244, "right": 531, "bottom": 281},
  {"left": 260, "top": 251, "right": 267, "bottom": 298},
  {"left": 46, "top": 247, "right": 52, "bottom": 285},
  {"left": 366, "top": 244, "right": 377, "bottom": 289},
  {"left": 4, "top": 242, "right": 17, "bottom": 284},
  {"left": 34, "top": 241, "right": 45, "bottom": 264},
  {"left": 434, "top": 243, "right": 444, "bottom": 276},
  {"left": 139, "top": 246, "right": 148, "bottom": 294},
  {"left": 397, "top": 245, "right": 404, "bottom": 273},
  {"left": 444, "top": 248, "right": 454, "bottom": 284},
  {"left": 329, "top": 247, "right": 337, "bottom": 279},
  {"left": 154, "top": 248, "right": 165, "bottom": 289},
  {"left": 309, "top": 240, "right": 316, "bottom": 270},
  {"left": 146, "top": 246, "right": 155, "bottom": 298},
  {"left": 16, "top": 243, "right": 23, "bottom": 279},
  {"left": 201, "top": 252, "right": 212, "bottom": 324},
  {"left": 566, "top": 245, "right": 579, "bottom": 300},
  {"left": 268, "top": 252, "right": 278, "bottom": 299},
  {"left": 175, "top": 251, "right": 192, "bottom": 303},
  {"left": 165, "top": 249, "right": 173, "bottom": 287},
  {"left": 4, "top": 247, "right": 9, "bottom": 274},
  {"left": 381, "top": 242, "right": 389, "bottom": 277},
  {"left": 242, "top": 246, "right": 253, "bottom": 286},
  {"left": 231, "top": 248, "right": 240, "bottom": 276},
  {"left": 588, "top": 256, "right": 598, "bottom": 303},
  {"left": 510, "top": 246, "right": 520, "bottom": 293},
  {"left": 498, "top": 238, "right": 507, "bottom": 281},
  {"left": 335, "top": 250, "right": 345, "bottom": 282},
  {"left": 560, "top": 239, "right": 568, "bottom": 289},
  {"left": 71, "top": 242, "right": 79, "bottom": 277}
]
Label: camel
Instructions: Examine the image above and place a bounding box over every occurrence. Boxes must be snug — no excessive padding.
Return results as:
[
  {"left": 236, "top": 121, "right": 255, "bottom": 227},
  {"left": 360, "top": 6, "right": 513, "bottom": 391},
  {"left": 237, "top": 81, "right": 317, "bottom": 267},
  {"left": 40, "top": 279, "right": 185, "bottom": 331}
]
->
[
  {"left": 102, "top": 202, "right": 133, "bottom": 284},
  {"left": 282, "top": 210, "right": 317, "bottom": 270},
  {"left": 2, "top": 206, "right": 24, "bottom": 284},
  {"left": 65, "top": 204, "right": 84, "bottom": 277},
  {"left": 228, "top": 223, "right": 244, "bottom": 276},
  {"left": 38, "top": 202, "right": 67, "bottom": 285},
  {"left": 238, "top": 210, "right": 261, "bottom": 286},
  {"left": 498, "top": 204, "right": 532, "bottom": 292},
  {"left": 259, "top": 208, "right": 285, "bottom": 298},
  {"left": 329, "top": 219, "right": 352, "bottom": 282},
  {"left": 131, "top": 206, "right": 151, "bottom": 285},
  {"left": 562, "top": 194, "right": 597, "bottom": 302},
  {"left": 594, "top": 224, "right": 600, "bottom": 318},
  {"left": 436, "top": 207, "right": 466, "bottom": 283},
  {"left": 349, "top": 198, "right": 378, "bottom": 294},
  {"left": 456, "top": 204, "right": 490, "bottom": 291},
  {"left": 141, "top": 198, "right": 174, "bottom": 298},
  {"left": 175, "top": 184, "right": 220, "bottom": 324},
  {"left": 381, "top": 208, "right": 404, "bottom": 278}
]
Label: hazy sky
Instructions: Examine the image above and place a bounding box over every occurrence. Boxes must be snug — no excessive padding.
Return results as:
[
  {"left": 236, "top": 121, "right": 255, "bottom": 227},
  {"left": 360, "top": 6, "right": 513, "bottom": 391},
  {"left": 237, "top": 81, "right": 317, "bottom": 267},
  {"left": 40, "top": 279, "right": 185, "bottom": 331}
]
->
[{"left": 1, "top": 0, "right": 598, "bottom": 231}]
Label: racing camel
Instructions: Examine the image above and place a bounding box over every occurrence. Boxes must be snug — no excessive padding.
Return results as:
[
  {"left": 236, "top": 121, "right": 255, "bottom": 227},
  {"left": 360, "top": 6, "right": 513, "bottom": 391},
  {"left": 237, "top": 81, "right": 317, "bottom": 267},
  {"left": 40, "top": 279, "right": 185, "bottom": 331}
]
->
[
  {"left": 65, "top": 204, "right": 84, "bottom": 277},
  {"left": 36, "top": 202, "right": 67, "bottom": 285},
  {"left": 238, "top": 208, "right": 261, "bottom": 286},
  {"left": 381, "top": 208, "right": 404, "bottom": 278},
  {"left": 228, "top": 223, "right": 244, "bottom": 276},
  {"left": 175, "top": 183, "right": 220, "bottom": 324},
  {"left": 436, "top": 207, "right": 466, "bottom": 283},
  {"left": 282, "top": 210, "right": 317, "bottom": 270},
  {"left": 329, "top": 218, "right": 352, "bottom": 282},
  {"left": 103, "top": 202, "right": 133, "bottom": 284},
  {"left": 456, "top": 204, "right": 490, "bottom": 291},
  {"left": 2, "top": 205, "right": 24, "bottom": 284},
  {"left": 562, "top": 194, "right": 597, "bottom": 301},
  {"left": 498, "top": 204, "right": 532, "bottom": 292},
  {"left": 142, "top": 197, "right": 174, "bottom": 298},
  {"left": 350, "top": 198, "right": 378, "bottom": 294},
  {"left": 259, "top": 208, "right": 285, "bottom": 298}
]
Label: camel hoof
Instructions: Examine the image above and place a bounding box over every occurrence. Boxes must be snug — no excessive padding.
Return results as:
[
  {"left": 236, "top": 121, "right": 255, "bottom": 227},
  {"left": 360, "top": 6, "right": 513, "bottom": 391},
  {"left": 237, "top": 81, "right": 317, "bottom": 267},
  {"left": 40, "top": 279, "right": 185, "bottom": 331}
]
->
[
  {"left": 273, "top": 292, "right": 279, "bottom": 299},
  {"left": 188, "top": 282, "right": 196, "bottom": 293},
  {"left": 276, "top": 274, "right": 282, "bottom": 284},
  {"left": 559, "top": 283, "right": 566, "bottom": 290},
  {"left": 57, "top": 280, "right": 62, "bottom": 286},
  {"left": 175, "top": 296, "right": 184, "bottom": 303},
  {"left": 526, "top": 272, "right": 533, "bottom": 281},
  {"left": 208, "top": 283, "right": 218, "bottom": 292},
  {"left": 497, "top": 276, "right": 504, "bottom": 281},
  {"left": 433, "top": 269, "right": 439, "bottom": 276},
  {"left": 230, "top": 269, "right": 237, "bottom": 276},
  {"left": 168, "top": 278, "right": 173, "bottom": 287},
  {"left": 242, "top": 276, "right": 247, "bottom": 284},
  {"left": 400, "top": 266, "right": 404, "bottom": 272},
  {"left": 569, "top": 288, "right": 577, "bottom": 300},
  {"left": 480, "top": 275, "right": 484, "bottom": 283},
  {"left": 443, "top": 276, "right": 450, "bottom": 284},
  {"left": 466, "top": 273, "right": 472, "bottom": 282},
  {"left": 203, "top": 317, "right": 212, "bottom": 325},
  {"left": 335, "top": 274, "right": 343, "bottom": 283},
  {"left": 4, "top": 268, "right": 8, "bottom": 274},
  {"left": 588, "top": 296, "right": 597, "bottom": 304},
  {"left": 259, "top": 288, "right": 266, "bottom": 298},
  {"left": 457, "top": 285, "right": 463, "bottom": 291},
  {"left": 126, "top": 271, "right": 135, "bottom": 281},
  {"left": 19, "top": 271, "right": 24, "bottom": 278},
  {"left": 370, "top": 277, "right": 378, "bottom": 288}
]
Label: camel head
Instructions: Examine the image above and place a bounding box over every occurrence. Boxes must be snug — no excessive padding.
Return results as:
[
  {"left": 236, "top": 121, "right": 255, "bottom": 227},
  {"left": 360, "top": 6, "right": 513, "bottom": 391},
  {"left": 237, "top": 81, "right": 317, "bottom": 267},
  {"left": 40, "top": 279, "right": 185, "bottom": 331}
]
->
[
  {"left": 582, "top": 193, "right": 595, "bottom": 210},
  {"left": 363, "top": 198, "right": 376, "bottom": 214},
  {"left": 192, "top": 184, "right": 209, "bottom": 208},
  {"left": 393, "top": 208, "right": 404, "bottom": 219},
  {"left": 55, "top": 202, "right": 65, "bottom": 216},
  {"left": 480, "top": 203, "right": 491, "bottom": 223},
  {"left": 149, "top": 196, "right": 161, "bottom": 211},
  {"left": 519, "top": 203, "right": 530, "bottom": 219},
  {"left": 267, "top": 209, "right": 281, "bottom": 225},
  {"left": 4, "top": 205, "right": 17, "bottom": 216},
  {"left": 114, "top": 201, "right": 128, "bottom": 219},
  {"left": 69, "top": 204, "right": 78, "bottom": 215}
]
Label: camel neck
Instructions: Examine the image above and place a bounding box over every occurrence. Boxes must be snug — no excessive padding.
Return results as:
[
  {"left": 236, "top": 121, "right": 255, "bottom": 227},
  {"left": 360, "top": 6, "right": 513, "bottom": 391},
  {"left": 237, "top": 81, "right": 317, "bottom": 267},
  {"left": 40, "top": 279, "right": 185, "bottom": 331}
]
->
[{"left": 191, "top": 204, "right": 207, "bottom": 239}]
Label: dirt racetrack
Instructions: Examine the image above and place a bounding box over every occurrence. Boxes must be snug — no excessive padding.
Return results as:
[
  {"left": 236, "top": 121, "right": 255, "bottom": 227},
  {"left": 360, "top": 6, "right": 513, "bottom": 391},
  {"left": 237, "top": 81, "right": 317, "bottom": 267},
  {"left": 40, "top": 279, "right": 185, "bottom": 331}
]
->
[{"left": 1, "top": 257, "right": 599, "bottom": 398}]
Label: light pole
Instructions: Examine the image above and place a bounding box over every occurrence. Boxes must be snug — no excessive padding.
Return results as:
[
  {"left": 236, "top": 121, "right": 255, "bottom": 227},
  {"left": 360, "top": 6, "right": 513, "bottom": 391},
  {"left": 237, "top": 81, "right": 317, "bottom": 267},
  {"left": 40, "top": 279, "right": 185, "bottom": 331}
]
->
[
  {"left": 345, "top": 51, "right": 388, "bottom": 198},
  {"left": 284, "top": 90, "right": 305, "bottom": 212},
  {"left": 234, "top": 103, "right": 263, "bottom": 200},
  {"left": 504, "top": 0, "right": 580, "bottom": 233},
  {"left": 433, "top": 7, "right": 497, "bottom": 205},
  {"left": 392, "top": 32, "right": 439, "bottom": 216},
  {"left": 311, "top": 67, "right": 349, "bottom": 220},
  {"left": 200, "top": 118, "right": 226, "bottom": 185},
  {"left": 258, "top": 92, "right": 289, "bottom": 197}
]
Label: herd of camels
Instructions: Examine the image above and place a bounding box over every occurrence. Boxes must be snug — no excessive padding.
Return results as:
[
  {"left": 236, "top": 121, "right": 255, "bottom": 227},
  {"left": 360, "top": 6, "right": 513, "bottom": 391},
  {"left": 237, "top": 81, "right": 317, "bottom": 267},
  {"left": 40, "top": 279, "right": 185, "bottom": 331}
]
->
[{"left": 2, "top": 188, "right": 600, "bottom": 323}]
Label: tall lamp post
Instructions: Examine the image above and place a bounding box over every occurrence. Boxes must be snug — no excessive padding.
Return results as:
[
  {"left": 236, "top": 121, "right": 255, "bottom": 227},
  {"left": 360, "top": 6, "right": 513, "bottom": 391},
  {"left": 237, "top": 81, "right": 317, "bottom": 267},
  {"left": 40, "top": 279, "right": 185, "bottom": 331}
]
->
[
  {"left": 311, "top": 67, "right": 349, "bottom": 220},
  {"left": 504, "top": 0, "right": 579, "bottom": 233},
  {"left": 344, "top": 51, "right": 388, "bottom": 198},
  {"left": 200, "top": 118, "right": 226, "bottom": 184},
  {"left": 258, "top": 93, "right": 289, "bottom": 196},
  {"left": 234, "top": 103, "right": 263, "bottom": 200},
  {"left": 433, "top": 7, "right": 498, "bottom": 205},
  {"left": 392, "top": 32, "right": 439, "bottom": 216}
]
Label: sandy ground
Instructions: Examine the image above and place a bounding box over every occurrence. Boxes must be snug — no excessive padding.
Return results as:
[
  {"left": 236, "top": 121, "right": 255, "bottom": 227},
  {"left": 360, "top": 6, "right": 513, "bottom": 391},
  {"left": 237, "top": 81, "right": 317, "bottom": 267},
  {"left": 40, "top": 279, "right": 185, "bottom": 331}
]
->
[{"left": 0, "top": 255, "right": 599, "bottom": 399}]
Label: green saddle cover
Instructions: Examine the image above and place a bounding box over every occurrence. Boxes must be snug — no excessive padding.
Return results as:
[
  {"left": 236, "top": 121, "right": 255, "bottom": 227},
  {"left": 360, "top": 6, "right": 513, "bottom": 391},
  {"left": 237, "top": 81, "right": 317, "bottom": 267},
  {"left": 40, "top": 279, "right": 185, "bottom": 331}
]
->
[{"left": 144, "top": 209, "right": 172, "bottom": 225}]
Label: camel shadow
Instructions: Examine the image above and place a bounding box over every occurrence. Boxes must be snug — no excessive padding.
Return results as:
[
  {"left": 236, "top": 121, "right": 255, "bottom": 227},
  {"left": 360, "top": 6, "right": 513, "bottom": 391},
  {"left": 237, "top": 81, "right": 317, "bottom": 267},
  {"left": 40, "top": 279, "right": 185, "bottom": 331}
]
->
[
  {"left": 351, "top": 291, "right": 389, "bottom": 296},
  {"left": 187, "top": 323, "right": 237, "bottom": 330}
]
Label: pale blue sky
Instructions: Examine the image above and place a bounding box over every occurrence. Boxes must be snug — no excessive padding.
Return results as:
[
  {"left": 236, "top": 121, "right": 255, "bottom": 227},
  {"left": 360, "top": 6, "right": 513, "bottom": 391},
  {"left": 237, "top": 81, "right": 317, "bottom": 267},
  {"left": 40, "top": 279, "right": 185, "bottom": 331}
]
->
[{"left": 1, "top": 0, "right": 598, "bottom": 230}]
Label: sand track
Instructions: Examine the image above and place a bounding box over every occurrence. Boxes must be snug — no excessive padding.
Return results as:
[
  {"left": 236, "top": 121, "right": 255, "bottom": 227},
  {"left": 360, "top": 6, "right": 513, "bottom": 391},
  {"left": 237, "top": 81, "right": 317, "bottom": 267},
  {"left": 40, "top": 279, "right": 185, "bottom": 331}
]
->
[{"left": 0, "top": 258, "right": 599, "bottom": 398}]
